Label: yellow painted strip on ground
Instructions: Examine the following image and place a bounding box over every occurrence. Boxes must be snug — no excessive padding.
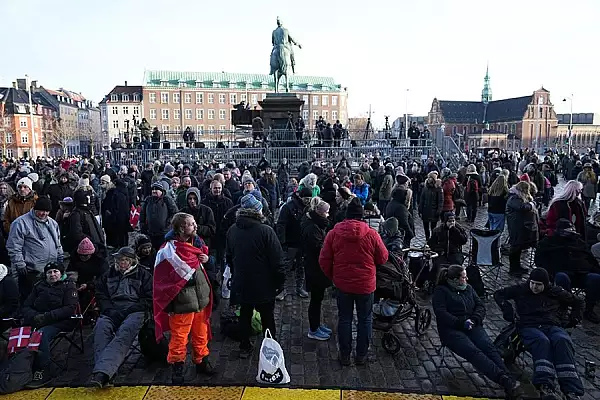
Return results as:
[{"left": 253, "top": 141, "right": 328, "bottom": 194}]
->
[
  {"left": 47, "top": 386, "right": 149, "bottom": 400},
  {"left": 143, "top": 386, "right": 245, "bottom": 400},
  {"left": 442, "top": 396, "right": 489, "bottom": 400},
  {"left": 1, "top": 388, "right": 54, "bottom": 400},
  {"left": 343, "top": 391, "right": 442, "bottom": 400},
  {"left": 241, "top": 386, "right": 340, "bottom": 400}
]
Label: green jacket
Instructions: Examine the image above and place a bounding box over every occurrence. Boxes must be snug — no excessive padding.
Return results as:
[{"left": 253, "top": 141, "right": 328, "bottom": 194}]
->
[{"left": 168, "top": 268, "right": 211, "bottom": 314}]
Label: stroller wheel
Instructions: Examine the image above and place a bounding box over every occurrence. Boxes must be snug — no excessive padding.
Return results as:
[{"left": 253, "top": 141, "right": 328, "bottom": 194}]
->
[
  {"left": 415, "top": 307, "right": 432, "bottom": 335},
  {"left": 382, "top": 332, "right": 401, "bottom": 355}
]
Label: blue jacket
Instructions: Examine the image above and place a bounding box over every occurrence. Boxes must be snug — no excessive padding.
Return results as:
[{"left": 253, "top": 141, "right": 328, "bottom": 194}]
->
[{"left": 352, "top": 183, "right": 370, "bottom": 205}]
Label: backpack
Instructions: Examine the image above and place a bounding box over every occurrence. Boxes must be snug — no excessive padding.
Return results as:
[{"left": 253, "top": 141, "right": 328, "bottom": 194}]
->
[
  {"left": 0, "top": 349, "right": 34, "bottom": 394},
  {"left": 466, "top": 177, "right": 479, "bottom": 194},
  {"left": 138, "top": 317, "right": 168, "bottom": 364}
]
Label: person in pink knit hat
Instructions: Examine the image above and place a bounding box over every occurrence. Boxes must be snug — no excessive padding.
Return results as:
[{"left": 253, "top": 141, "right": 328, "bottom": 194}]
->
[{"left": 67, "top": 237, "right": 109, "bottom": 311}]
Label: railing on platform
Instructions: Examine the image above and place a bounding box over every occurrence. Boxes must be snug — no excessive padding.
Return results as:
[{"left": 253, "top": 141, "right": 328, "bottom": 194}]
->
[{"left": 439, "top": 136, "right": 467, "bottom": 171}]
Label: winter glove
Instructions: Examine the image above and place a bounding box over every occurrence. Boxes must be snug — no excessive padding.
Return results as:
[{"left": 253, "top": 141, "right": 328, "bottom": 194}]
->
[
  {"left": 32, "top": 313, "right": 48, "bottom": 328},
  {"left": 463, "top": 319, "right": 474, "bottom": 330}
]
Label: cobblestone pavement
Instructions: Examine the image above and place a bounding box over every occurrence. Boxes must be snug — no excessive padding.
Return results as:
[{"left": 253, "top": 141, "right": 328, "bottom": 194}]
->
[{"left": 43, "top": 180, "right": 600, "bottom": 399}]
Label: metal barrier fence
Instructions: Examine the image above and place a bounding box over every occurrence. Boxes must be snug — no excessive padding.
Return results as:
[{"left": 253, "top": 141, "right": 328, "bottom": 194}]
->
[{"left": 105, "top": 143, "right": 439, "bottom": 170}]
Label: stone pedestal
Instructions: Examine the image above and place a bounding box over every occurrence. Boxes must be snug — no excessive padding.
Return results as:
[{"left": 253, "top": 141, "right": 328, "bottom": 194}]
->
[{"left": 258, "top": 93, "right": 304, "bottom": 130}]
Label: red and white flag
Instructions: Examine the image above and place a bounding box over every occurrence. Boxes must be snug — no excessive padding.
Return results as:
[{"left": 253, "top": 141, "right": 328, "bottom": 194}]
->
[
  {"left": 130, "top": 205, "right": 141, "bottom": 229},
  {"left": 153, "top": 240, "right": 212, "bottom": 342},
  {"left": 8, "top": 326, "right": 31, "bottom": 354},
  {"left": 27, "top": 331, "right": 43, "bottom": 352}
]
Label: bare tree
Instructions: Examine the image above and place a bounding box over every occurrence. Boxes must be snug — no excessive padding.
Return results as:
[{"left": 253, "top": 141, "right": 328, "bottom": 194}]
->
[
  {"left": 0, "top": 104, "right": 14, "bottom": 157},
  {"left": 46, "top": 118, "right": 79, "bottom": 157}
]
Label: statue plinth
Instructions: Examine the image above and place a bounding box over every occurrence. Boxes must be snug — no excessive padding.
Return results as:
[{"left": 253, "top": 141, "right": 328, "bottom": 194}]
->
[{"left": 258, "top": 93, "right": 304, "bottom": 130}]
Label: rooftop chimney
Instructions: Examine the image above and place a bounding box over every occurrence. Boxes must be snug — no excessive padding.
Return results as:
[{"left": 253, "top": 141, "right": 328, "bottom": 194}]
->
[
  {"left": 124, "top": 81, "right": 128, "bottom": 87},
  {"left": 16, "top": 79, "right": 27, "bottom": 90},
  {"left": 31, "top": 80, "right": 37, "bottom": 89},
  {"left": 11, "top": 82, "right": 16, "bottom": 89}
]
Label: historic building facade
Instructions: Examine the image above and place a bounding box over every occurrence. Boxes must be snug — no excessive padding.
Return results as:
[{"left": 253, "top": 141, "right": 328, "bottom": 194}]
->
[
  {"left": 99, "top": 84, "right": 143, "bottom": 144},
  {"left": 427, "top": 68, "right": 559, "bottom": 152},
  {"left": 556, "top": 113, "right": 600, "bottom": 153}
]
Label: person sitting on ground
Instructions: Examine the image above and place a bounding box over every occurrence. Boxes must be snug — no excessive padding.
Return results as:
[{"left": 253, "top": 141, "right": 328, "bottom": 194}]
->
[
  {"left": 433, "top": 265, "right": 518, "bottom": 398},
  {"left": 427, "top": 211, "right": 468, "bottom": 266},
  {"left": 535, "top": 218, "right": 600, "bottom": 324},
  {"left": 494, "top": 268, "right": 584, "bottom": 400},
  {"left": 363, "top": 201, "right": 384, "bottom": 231},
  {"left": 22, "top": 262, "right": 78, "bottom": 389},
  {"left": 67, "top": 238, "right": 109, "bottom": 311},
  {"left": 90, "top": 246, "right": 152, "bottom": 388}
]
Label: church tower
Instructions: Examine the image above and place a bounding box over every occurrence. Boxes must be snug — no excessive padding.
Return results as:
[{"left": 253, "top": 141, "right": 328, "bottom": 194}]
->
[{"left": 481, "top": 64, "right": 492, "bottom": 104}]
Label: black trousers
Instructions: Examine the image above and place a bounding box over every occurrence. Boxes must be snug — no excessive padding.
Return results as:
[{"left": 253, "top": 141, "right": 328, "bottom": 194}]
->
[
  {"left": 239, "top": 301, "right": 276, "bottom": 350},
  {"left": 308, "top": 286, "right": 326, "bottom": 332},
  {"left": 422, "top": 219, "right": 437, "bottom": 240},
  {"left": 466, "top": 201, "right": 477, "bottom": 222}
]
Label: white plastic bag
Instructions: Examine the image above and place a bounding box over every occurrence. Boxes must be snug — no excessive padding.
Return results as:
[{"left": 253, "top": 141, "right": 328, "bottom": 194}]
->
[
  {"left": 255, "top": 329, "right": 290, "bottom": 385},
  {"left": 221, "top": 264, "right": 232, "bottom": 299}
]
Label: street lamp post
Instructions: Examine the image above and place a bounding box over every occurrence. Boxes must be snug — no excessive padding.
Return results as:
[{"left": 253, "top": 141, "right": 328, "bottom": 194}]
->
[
  {"left": 563, "top": 94, "right": 573, "bottom": 154},
  {"left": 405, "top": 89, "right": 409, "bottom": 140}
]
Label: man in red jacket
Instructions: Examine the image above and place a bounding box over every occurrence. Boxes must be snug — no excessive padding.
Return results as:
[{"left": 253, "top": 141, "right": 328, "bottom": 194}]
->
[{"left": 319, "top": 197, "right": 388, "bottom": 366}]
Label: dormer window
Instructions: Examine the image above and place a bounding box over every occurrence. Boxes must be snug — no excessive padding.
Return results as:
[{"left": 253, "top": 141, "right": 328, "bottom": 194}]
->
[
  {"left": 133, "top": 93, "right": 139, "bottom": 102},
  {"left": 110, "top": 94, "right": 118, "bottom": 102},
  {"left": 179, "top": 82, "right": 187, "bottom": 88},
  {"left": 122, "top": 94, "right": 129, "bottom": 102}
]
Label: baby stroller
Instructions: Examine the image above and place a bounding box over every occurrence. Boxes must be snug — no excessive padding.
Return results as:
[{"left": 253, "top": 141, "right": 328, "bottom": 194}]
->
[
  {"left": 403, "top": 245, "right": 440, "bottom": 295},
  {"left": 372, "top": 252, "right": 433, "bottom": 355}
]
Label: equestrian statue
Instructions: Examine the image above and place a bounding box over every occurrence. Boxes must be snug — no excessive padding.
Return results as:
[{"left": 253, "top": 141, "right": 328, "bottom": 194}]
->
[{"left": 270, "top": 17, "right": 302, "bottom": 93}]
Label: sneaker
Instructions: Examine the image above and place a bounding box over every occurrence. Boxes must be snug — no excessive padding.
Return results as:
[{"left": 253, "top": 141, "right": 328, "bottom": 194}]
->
[
  {"left": 275, "top": 289, "right": 286, "bottom": 301},
  {"left": 339, "top": 353, "right": 351, "bottom": 366},
  {"left": 196, "top": 358, "right": 216, "bottom": 376},
  {"left": 296, "top": 288, "right": 309, "bottom": 298},
  {"left": 307, "top": 329, "right": 330, "bottom": 341},
  {"left": 538, "top": 384, "right": 561, "bottom": 400},
  {"left": 171, "top": 362, "right": 185, "bottom": 385},
  {"left": 318, "top": 325, "right": 332, "bottom": 335},
  {"left": 25, "top": 370, "right": 52, "bottom": 389},
  {"left": 90, "top": 372, "right": 109, "bottom": 388},
  {"left": 584, "top": 309, "right": 600, "bottom": 324}
]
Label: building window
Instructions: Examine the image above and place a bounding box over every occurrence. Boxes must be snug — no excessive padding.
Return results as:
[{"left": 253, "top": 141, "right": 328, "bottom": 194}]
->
[
  {"left": 219, "top": 109, "right": 226, "bottom": 120},
  {"left": 110, "top": 94, "right": 118, "bottom": 102},
  {"left": 122, "top": 94, "right": 129, "bottom": 102},
  {"left": 19, "top": 118, "right": 27, "bottom": 128},
  {"left": 113, "top": 121, "right": 119, "bottom": 128},
  {"left": 332, "top": 111, "right": 338, "bottom": 121},
  {"left": 179, "top": 82, "right": 186, "bottom": 88},
  {"left": 174, "top": 125, "right": 181, "bottom": 133},
  {"left": 240, "top": 93, "right": 247, "bottom": 103},
  {"left": 161, "top": 109, "right": 169, "bottom": 120},
  {"left": 197, "top": 125, "right": 204, "bottom": 135},
  {"left": 196, "top": 109, "right": 204, "bottom": 120},
  {"left": 21, "top": 133, "right": 28, "bottom": 144},
  {"left": 174, "top": 109, "right": 180, "bottom": 120},
  {"left": 112, "top": 106, "right": 118, "bottom": 115},
  {"left": 161, "top": 124, "right": 169, "bottom": 132},
  {"left": 185, "top": 109, "right": 192, "bottom": 120},
  {"left": 160, "top": 92, "right": 169, "bottom": 103},
  {"left": 302, "top": 95, "right": 309, "bottom": 105},
  {"left": 133, "top": 106, "right": 140, "bottom": 116},
  {"left": 302, "top": 110, "right": 309, "bottom": 120},
  {"left": 133, "top": 93, "right": 140, "bottom": 102},
  {"left": 208, "top": 93, "right": 214, "bottom": 104},
  {"left": 313, "top": 110, "right": 319, "bottom": 120},
  {"left": 6, "top": 149, "right": 13, "bottom": 158},
  {"left": 219, "top": 125, "right": 226, "bottom": 132},
  {"left": 161, "top": 81, "right": 168, "bottom": 87},
  {"left": 511, "top": 124, "right": 516, "bottom": 134},
  {"left": 184, "top": 93, "right": 192, "bottom": 104},
  {"left": 208, "top": 109, "right": 215, "bottom": 119},
  {"left": 208, "top": 125, "right": 215, "bottom": 133},
  {"left": 230, "top": 93, "right": 237, "bottom": 104},
  {"left": 251, "top": 94, "right": 258, "bottom": 105},
  {"left": 313, "top": 96, "right": 319, "bottom": 106},
  {"left": 149, "top": 109, "right": 157, "bottom": 120},
  {"left": 149, "top": 93, "right": 156, "bottom": 103},
  {"left": 332, "top": 96, "right": 338, "bottom": 106},
  {"left": 219, "top": 94, "right": 226, "bottom": 104},
  {"left": 322, "top": 95, "right": 328, "bottom": 106},
  {"left": 123, "top": 106, "right": 129, "bottom": 114},
  {"left": 323, "top": 110, "right": 328, "bottom": 120},
  {"left": 173, "top": 93, "right": 180, "bottom": 104}
]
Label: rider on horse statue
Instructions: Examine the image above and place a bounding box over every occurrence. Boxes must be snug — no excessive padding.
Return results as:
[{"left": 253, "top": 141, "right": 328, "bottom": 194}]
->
[{"left": 270, "top": 17, "right": 301, "bottom": 92}]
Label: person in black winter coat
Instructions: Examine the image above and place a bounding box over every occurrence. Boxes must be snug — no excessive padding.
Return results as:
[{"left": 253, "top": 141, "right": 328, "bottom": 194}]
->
[
  {"left": 66, "top": 191, "right": 107, "bottom": 259},
  {"left": 179, "top": 187, "right": 216, "bottom": 247},
  {"left": 300, "top": 197, "right": 332, "bottom": 339},
  {"left": 427, "top": 211, "right": 468, "bottom": 266},
  {"left": 226, "top": 195, "right": 284, "bottom": 358},
  {"left": 433, "top": 265, "right": 517, "bottom": 397},
  {"left": 419, "top": 173, "right": 443, "bottom": 240},
  {"left": 506, "top": 181, "right": 539, "bottom": 275},
  {"left": 140, "top": 163, "right": 155, "bottom": 200},
  {"left": 494, "top": 268, "right": 584, "bottom": 399},
  {"left": 102, "top": 179, "right": 131, "bottom": 248},
  {"left": 23, "top": 262, "right": 78, "bottom": 388},
  {"left": 122, "top": 169, "right": 138, "bottom": 208},
  {"left": 140, "top": 181, "right": 178, "bottom": 251},
  {"left": 319, "top": 177, "right": 338, "bottom": 225},
  {"left": 135, "top": 235, "right": 156, "bottom": 272},
  {"left": 46, "top": 172, "right": 74, "bottom": 219},
  {"left": 202, "top": 180, "right": 234, "bottom": 267},
  {"left": 385, "top": 188, "right": 414, "bottom": 248},
  {"left": 0, "top": 263, "right": 19, "bottom": 326}
]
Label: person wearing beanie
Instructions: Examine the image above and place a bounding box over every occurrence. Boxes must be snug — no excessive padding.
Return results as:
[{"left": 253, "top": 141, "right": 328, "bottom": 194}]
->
[
  {"left": 68, "top": 237, "right": 109, "bottom": 312},
  {"left": 494, "top": 268, "right": 585, "bottom": 399},
  {"left": 90, "top": 246, "right": 152, "bottom": 388},
  {"left": 333, "top": 186, "right": 356, "bottom": 224},
  {"left": 74, "top": 173, "right": 100, "bottom": 217},
  {"left": 427, "top": 211, "right": 467, "bottom": 276},
  {"left": 276, "top": 186, "right": 314, "bottom": 300},
  {"left": 46, "top": 172, "right": 74, "bottom": 219},
  {"left": 379, "top": 217, "right": 403, "bottom": 257},
  {"left": 140, "top": 180, "right": 178, "bottom": 251},
  {"left": 163, "top": 163, "right": 176, "bottom": 177},
  {"left": 226, "top": 189, "right": 284, "bottom": 359},
  {"left": 21, "top": 261, "right": 78, "bottom": 388},
  {"left": 385, "top": 187, "right": 415, "bottom": 248},
  {"left": 135, "top": 235, "right": 156, "bottom": 271},
  {"left": 433, "top": 265, "right": 519, "bottom": 398},
  {"left": 4, "top": 176, "right": 38, "bottom": 233},
  {"left": 319, "top": 195, "right": 388, "bottom": 366}
]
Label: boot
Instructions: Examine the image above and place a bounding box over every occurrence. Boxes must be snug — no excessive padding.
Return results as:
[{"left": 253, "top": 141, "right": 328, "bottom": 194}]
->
[
  {"left": 171, "top": 362, "right": 185, "bottom": 385},
  {"left": 538, "top": 384, "right": 561, "bottom": 400},
  {"left": 196, "top": 358, "right": 216, "bottom": 376},
  {"left": 500, "top": 374, "right": 520, "bottom": 399},
  {"left": 296, "top": 287, "right": 309, "bottom": 298}
]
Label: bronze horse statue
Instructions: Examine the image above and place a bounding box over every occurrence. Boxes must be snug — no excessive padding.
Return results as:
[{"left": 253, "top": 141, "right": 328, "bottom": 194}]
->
[{"left": 270, "top": 17, "right": 301, "bottom": 93}]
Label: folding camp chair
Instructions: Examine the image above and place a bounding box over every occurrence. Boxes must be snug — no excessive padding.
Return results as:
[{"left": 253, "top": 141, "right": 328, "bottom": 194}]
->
[{"left": 468, "top": 228, "right": 503, "bottom": 294}]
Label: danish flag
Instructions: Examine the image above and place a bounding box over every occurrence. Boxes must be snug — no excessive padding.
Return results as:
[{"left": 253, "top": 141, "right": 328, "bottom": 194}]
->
[{"left": 7, "top": 327, "right": 43, "bottom": 354}]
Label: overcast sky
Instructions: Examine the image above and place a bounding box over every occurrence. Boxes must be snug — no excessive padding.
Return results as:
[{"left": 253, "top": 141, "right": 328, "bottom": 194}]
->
[{"left": 1, "top": 0, "right": 597, "bottom": 127}]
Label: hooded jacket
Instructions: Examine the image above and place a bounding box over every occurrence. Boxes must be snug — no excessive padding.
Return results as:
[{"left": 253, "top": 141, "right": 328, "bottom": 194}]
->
[
  {"left": 276, "top": 194, "right": 306, "bottom": 247},
  {"left": 505, "top": 188, "right": 539, "bottom": 247},
  {"left": 140, "top": 192, "right": 178, "bottom": 237},
  {"left": 319, "top": 219, "right": 388, "bottom": 294},
  {"left": 7, "top": 210, "right": 63, "bottom": 277},
  {"left": 385, "top": 189, "right": 414, "bottom": 240},
  {"left": 180, "top": 187, "right": 216, "bottom": 245},
  {"left": 66, "top": 192, "right": 107, "bottom": 258},
  {"left": 419, "top": 178, "right": 443, "bottom": 221},
  {"left": 95, "top": 262, "right": 152, "bottom": 315},
  {"left": 301, "top": 210, "right": 332, "bottom": 291},
  {"left": 441, "top": 177, "right": 457, "bottom": 212},
  {"left": 4, "top": 191, "right": 38, "bottom": 233},
  {"left": 201, "top": 192, "right": 234, "bottom": 246},
  {"left": 46, "top": 174, "right": 74, "bottom": 218}
]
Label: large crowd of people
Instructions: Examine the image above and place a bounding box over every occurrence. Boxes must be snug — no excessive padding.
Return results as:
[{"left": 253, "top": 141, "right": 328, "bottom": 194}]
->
[{"left": 0, "top": 146, "right": 598, "bottom": 399}]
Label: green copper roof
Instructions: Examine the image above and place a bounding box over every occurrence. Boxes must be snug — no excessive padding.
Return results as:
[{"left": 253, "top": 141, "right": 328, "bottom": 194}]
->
[
  {"left": 143, "top": 70, "right": 342, "bottom": 91},
  {"left": 481, "top": 64, "right": 492, "bottom": 104}
]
